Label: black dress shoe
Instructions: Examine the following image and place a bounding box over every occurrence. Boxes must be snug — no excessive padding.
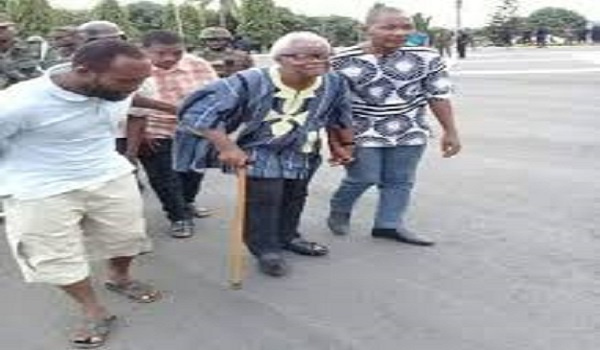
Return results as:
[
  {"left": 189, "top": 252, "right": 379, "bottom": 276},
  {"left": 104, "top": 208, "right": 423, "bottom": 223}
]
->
[
  {"left": 371, "top": 228, "right": 435, "bottom": 247},
  {"left": 258, "top": 253, "right": 288, "bottom": 277},
  {"left": 283, "top": 238, "right": 329, "bottom": 257}
]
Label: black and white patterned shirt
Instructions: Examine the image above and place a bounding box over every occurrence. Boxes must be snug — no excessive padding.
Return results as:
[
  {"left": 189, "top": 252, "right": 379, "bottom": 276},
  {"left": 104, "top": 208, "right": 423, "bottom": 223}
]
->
[{"left": 332, "top": 45, "right": 453, "bottom": 147}]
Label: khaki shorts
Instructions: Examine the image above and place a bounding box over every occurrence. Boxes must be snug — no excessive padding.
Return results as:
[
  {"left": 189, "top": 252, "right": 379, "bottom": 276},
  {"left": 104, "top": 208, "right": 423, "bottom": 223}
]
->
[{"left": 4, "top": 173, "right": 152, "bottom": 285}]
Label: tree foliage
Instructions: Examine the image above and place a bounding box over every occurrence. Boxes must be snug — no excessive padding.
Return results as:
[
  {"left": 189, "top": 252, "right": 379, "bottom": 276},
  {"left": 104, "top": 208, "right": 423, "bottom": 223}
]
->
[
  {"left": 307, "top": 16, "right": 361, "bottom": 47},
  {"left": 274, "top": 6, "right": 309, "bottom": 34},
  {"left": 413, "top": 13, "right": 432, "bottom": 33},
  {"left": 6, "top": 0, "right": 365, "bottom": 51},
  {"left": 237, "top": 0, "right": 281, "bottom": 50},
  {"left": 486, "top": 0, "right": 520, "bottom": 45},
  {"left": 161, "top": 1, "right": 179, "bottom": 34},
  {"left": 126, "top": 1, "right": 165, "bottom": 34},
  {"left": 195, "top": 0, "right": 237, "bottom": 27},
  {"left": 527, "top": 7, "right": 587, "bottom": 35},
  {"left": 179, "top": 1, "right": 206, "bottom": 46},
  {"left": 92, "top": 0, "right": 133, "bottom": 36},
  {"left": 53, "top": 9, "right": 90, "bottom": 27},
  {"left": 7, "top": 0, "right": 54, "bottom": 36}
]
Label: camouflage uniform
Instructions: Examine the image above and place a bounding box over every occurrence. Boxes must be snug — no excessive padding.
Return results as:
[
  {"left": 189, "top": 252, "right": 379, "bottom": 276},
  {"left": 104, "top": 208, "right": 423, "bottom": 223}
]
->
[
  {"left": 194, "top": 27, "right": 253, "bottom": 78},
  {"left": 0, "top": 40, "right": 42, "bottom": 89},
  {"left": 195, "top": 47, "right": 253, "bottom": 78},
  {"left": 41, "top": 26, "right": 80, "bottom": 69},
  {"left": 41, "top": 47, "right": 71, "bottom": 70}
]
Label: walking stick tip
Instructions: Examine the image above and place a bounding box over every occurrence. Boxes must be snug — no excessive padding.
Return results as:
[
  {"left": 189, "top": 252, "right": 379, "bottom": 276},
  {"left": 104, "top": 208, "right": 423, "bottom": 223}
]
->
[{"left": 229, "top": 281, "right": 243, "bottom": 290}]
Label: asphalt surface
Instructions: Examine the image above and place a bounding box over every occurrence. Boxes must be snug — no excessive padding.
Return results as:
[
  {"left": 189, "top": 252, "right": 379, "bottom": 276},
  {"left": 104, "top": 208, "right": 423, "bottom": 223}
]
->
[{"left": 1, "top": 46, "right": 599, "bottom": 350}]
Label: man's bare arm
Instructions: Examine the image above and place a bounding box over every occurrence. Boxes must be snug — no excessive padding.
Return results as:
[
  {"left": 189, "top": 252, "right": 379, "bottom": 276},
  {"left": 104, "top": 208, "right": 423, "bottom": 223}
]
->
[
  {"left": 428, "top": 98, "right": 461, "bottom": 158},
  {"left": 132, "top": 94, "right": 177, "bottom": 115}
]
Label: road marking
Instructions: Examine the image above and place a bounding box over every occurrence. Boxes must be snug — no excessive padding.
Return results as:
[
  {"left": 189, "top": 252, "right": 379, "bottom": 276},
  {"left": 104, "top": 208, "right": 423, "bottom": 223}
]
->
[
  {"left": 454, "top": 68, "right": 600, "bottom": 76},
  {"left": 457, "top": 57, "right": 592, "bottom": 64},
  {"left": 573, "top": 53, "right": 600, "bottom": 65}
]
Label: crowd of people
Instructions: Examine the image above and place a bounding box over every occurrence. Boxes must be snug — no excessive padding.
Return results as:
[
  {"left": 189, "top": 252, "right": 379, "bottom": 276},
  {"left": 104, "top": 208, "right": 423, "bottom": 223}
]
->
[{"left": 0, "top": 5, "right": 460, "bottom": 349}]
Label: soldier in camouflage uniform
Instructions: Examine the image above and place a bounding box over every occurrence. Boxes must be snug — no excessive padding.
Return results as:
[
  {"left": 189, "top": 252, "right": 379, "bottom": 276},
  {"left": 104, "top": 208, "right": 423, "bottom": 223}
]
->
[
  {"left": 1, "top": 15, "right": 42, "bottom": 220},
  {"left": 78, "top": 21, "right": 127, "bottom": 43},
  {"left": 194, "top": 27, "right": 253, "bottom": 78},
  {"left": 41, "top": 26, "right": 81, "bottom": 69},
  {"left": 0, "top": 15, "right": 42, "bottom": 89}
]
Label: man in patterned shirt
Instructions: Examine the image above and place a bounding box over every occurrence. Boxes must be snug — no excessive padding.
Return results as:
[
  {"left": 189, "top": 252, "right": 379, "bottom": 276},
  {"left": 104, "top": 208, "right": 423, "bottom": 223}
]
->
[
  {"left": 135, "top": 30, "right": 218, "bottom": 238},
  {"left": 327, "top": 6, "right": 462, "bottom": 246}
]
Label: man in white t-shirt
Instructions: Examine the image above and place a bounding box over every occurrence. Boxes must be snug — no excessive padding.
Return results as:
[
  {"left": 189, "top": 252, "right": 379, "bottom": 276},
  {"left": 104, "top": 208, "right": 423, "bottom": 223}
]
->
[{"left": 0, "top": 40, "right": 160, "bottom": 349}]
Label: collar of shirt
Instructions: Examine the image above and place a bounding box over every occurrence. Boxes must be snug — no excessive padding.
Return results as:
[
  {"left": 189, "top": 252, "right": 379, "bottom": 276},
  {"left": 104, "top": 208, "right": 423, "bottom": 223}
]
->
[
  {"left": 44, "top": 63, "right": 91, "bottom": 102},
  {"left": 268, "top": 66, "right": 323, "bottom": 100}
]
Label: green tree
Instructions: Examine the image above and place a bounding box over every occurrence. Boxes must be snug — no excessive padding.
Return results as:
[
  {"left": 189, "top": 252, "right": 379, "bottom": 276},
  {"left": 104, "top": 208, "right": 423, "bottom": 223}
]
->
[
  {"left": 238, "top": 0, "right": 281, "bottom": 50},
  {"left": 7, "top": 0, "right": 54, "bottom": 36},
  {"left": 192, "top": 0, "right": 237, "bottom": 28},
  {"left": 203, "top": 9, "right": 221, "bottom": 27},
  {"left": 162, "top": 1, "right": 179, "bottom": 33},
  {"left": 275, "top": 6, "right": 310, "bottom": 34},
  {"left": 92, "top": 0, "right": 134, "bottom": 36},
  {"left": 527, "top": 7, "right": 587, "bottom": 35},
  {"left": 179, "top": 1, "right": 206, "bottom": 46},
  {"left": 412, "top": 13, "right": 432, "bottom": 33},
  {"left": 486, "top": 0, "right": 520, "bottom": 45},
  {"left": 309, "top": 16, "right": 361, "bottom": 47},
  {"left": 52, "top": 9, "right": 91, "bottom": 27},
  {"left": 127, "top": 1, "right": 166, "bottom": 34}
]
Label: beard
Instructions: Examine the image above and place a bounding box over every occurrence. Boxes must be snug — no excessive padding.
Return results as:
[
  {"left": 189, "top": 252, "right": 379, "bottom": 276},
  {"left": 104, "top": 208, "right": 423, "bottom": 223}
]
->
[{"left": 86, "top": 86, "right": 130, "bottom": 101}]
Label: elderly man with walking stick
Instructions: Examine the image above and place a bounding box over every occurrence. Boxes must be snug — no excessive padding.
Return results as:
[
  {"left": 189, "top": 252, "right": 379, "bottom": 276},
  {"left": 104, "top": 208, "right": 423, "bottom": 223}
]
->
[{"left": 175, "top": 32, "right": 355, "bottom": 278}]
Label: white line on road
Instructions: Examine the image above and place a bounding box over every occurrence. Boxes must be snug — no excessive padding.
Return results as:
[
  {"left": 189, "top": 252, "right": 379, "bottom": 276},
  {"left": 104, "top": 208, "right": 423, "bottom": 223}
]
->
[
  {"left": 454, "top": 68, "right": 600, "bottom": 76},
  {"left": 573, "top": 53, "right": 600, "bottom": 65},
  {"left": 456, "top": 58, "right": 593, "bottom": 64}
]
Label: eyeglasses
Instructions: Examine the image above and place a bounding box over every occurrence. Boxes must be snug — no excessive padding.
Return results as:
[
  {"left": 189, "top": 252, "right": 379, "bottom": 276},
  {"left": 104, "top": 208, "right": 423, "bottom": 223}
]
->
[{"left": 280, "top": 53, "right": 330, "bottom": 61}]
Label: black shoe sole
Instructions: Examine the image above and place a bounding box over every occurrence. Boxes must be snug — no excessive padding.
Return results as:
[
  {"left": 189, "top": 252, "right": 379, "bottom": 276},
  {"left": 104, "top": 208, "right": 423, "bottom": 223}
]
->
[{"left": 372, "top": 234, "right": 435, "bottom": 247}]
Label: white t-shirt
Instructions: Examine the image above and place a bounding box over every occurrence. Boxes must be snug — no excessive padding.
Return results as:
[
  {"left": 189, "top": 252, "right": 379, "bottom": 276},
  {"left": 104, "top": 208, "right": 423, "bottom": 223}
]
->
[
  {"left": 46, "top": 63, "right": 143, "bottom": 138},
  {"left": 0, "top": 68, "right": 134, "bottom": 199}
]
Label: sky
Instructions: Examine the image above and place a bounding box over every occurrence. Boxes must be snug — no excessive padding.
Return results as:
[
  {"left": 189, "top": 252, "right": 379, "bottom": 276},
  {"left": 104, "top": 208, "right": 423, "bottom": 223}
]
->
[{"left": 49, "top": 0, "right": 600, "bottom": 28}]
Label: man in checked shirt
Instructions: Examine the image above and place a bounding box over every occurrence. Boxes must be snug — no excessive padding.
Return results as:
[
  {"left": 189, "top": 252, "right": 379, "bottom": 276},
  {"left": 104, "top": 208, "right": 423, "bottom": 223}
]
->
[{"left": 133, "top": 30, "right": 218, "bottom": 238}]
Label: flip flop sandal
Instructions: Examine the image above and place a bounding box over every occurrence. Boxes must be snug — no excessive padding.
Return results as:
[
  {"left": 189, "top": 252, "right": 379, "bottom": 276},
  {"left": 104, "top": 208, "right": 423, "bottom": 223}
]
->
[
  {"left": 70, "top": 315, "right": 117, "bottom": 349},
  {"left": 284, "top": 238, "right": 329, "bottom": 257},
  {"left": 105, "top": 280, "right": 161, "bottom": 303}
]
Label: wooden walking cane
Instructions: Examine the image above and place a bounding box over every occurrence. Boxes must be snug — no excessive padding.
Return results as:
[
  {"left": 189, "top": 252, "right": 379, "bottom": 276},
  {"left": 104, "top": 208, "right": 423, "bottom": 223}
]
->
[{"left": 229, "top": 167, "right": 247, "bottom": 290}]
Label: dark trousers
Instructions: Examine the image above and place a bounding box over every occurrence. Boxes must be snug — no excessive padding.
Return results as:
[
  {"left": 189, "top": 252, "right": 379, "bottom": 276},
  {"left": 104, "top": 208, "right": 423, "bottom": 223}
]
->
[
  {"left": 457, "top": 43, "right": 467, "bottom": 59},
  {"left": 244, "top": 177, "right": 309, "bottom": 257},
  {"left": 139, "top": 139, "right": 204, "bottom": 222}
]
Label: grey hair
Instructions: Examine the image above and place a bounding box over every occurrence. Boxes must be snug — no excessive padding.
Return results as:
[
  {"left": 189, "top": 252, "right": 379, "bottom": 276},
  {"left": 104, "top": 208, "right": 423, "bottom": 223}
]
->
[
  {"left": 269, "top": 31, "right": 332, "bottom": 59},
  {"left": 365, "top": 5, "right": 410, "bottom": 26}
]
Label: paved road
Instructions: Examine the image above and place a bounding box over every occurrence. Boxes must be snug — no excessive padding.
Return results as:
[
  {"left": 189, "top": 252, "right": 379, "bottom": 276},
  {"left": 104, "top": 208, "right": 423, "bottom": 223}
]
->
[{"left": 1, "top": 46, "right": 599, "bottom": 350}]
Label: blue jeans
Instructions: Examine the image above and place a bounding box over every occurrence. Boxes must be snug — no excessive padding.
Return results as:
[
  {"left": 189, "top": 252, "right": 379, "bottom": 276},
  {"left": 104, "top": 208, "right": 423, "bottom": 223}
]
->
[{"left": 330, "top": 145, "right": 425, "bottom": 230}]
